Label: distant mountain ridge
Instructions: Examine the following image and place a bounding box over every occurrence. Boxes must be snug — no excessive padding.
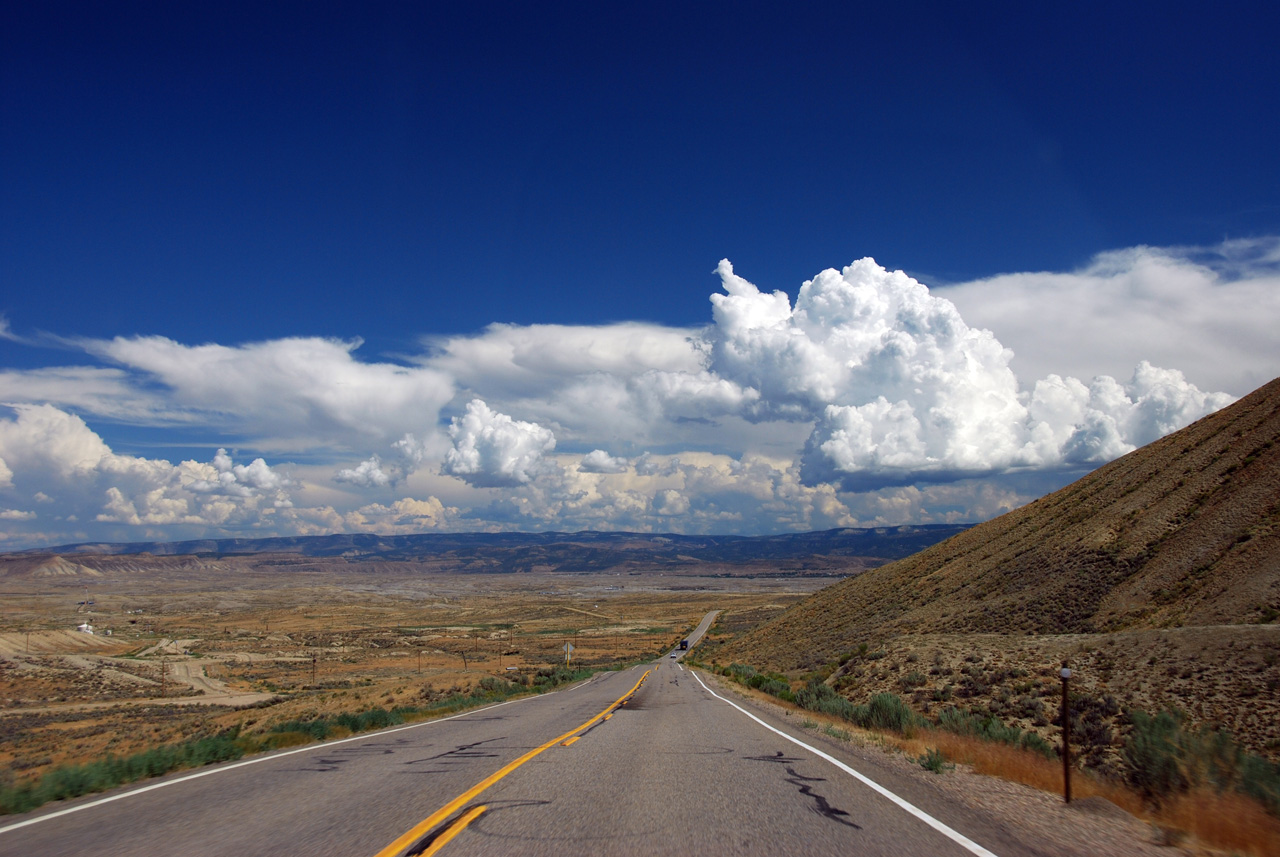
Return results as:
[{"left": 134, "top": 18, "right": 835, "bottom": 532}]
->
[
  {"left": 723, "top": 377, "right": 1280, "bottom": 671},
  {"left": 9, "top": 525, "right": 971, "bottom": 572}
]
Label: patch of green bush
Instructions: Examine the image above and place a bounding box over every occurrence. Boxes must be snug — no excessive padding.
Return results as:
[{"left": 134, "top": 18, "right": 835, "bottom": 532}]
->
[
  {"left": 796, "top": 680, "right": 858, "bottom": 721},
  {"left": 1, "top": 732, "right": 245, "bottom": 815},
  {"left": 1123, "top": 709, "right": 1280, "bottom": 815},
  {"left": 900, "top": 670, "right": 928, "bottom": 689},
  {"left": 862, "top": 693, "right": 922, "bottom": 735},
  {"left": 720, "top": 663, "right": 795, "bottom": 703},
  {"left": 823, "top": 723, "right": 852, "bottom": 741},
  {"left": 530, "top": 665, "right": 594, "bottom": 690},
  {"left": 1124, "top": 710, "right": 1186, "bottom": 799},
  {"left": 919, "top": 747, "right": 954, "bottom": 774},
  {"left": 792, "top": 683, "right": 920, "bottom": 735},
  {"left": 1240, "top": 754, "right": 1280, "bottom": 816},
  {"left": 936, "top": 707, "right": 1057, "bottom": 759}
]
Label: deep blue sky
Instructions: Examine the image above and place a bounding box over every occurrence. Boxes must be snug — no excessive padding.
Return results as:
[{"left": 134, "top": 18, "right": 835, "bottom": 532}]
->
[{"left": 5, "top": 2, "right": 1277, "bottom": 357}]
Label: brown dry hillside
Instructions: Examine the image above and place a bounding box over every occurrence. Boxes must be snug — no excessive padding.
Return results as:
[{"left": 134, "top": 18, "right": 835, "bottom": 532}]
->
[{"left": 724, "top": 377, "right": 1280, "bottom": 673}]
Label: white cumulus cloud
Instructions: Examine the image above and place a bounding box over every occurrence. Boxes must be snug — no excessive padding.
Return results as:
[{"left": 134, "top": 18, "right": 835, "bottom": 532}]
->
[
  {"left": 442, "top": 399, "right": 557, "bottom": 488},
  {"left": 651, "top": 488, "right": 690, "bottom": 517},
  {"left": 700, "top": 258, "right": 1233, "bottom": 489},
  {"left": 334, "top": 433, "right": 432, "bottom": 489},
  {"left": 0, "top": 405, "right": 297, "bottom": 537},
  {"left": 186, "top": 448, "right": 292, "bottom": 498},
  {"left": 579, "top": 449, "right": 629, "bottom": 474},
  {"left": 343, "top": 496, "right": 457, "bottom": 533},
  {"left": 334, "top": 455, "right": 394, "bottom": 489}
]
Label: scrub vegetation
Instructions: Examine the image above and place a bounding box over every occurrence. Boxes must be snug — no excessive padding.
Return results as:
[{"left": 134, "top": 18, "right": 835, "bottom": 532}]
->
[
  {"left": 699, "top": 656, "right": 1280, "bottom": 856},
  {"left": 1, "top": 731, "right": 245, "bottom": 815}
]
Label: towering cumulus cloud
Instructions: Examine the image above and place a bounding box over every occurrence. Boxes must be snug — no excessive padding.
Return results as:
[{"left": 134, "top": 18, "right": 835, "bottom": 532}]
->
[
  {"left": 703, "top": 259, "right": 1231, "bottom": 489},
  {"left": 442, "top": 399, "right": 557, "bottom": 487}
]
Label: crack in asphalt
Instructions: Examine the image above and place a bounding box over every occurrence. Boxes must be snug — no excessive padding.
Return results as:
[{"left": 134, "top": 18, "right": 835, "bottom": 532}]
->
[
  {"left": 783, "top": 766, "right": 861, "bottom": 829},
  {"left": 745, "top": 750, "right": 862, "bottom": 829},
  {"left": 407, "top": 737, "right": 505, "bottom": 765},
  {"left": 300, "top": 757, "right": 351, "bottom": 772}
]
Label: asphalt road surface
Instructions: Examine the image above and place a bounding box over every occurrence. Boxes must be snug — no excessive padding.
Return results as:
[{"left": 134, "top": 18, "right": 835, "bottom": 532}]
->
[{"left": 1, "top": 614, "right": 1037, "bottom": 856}]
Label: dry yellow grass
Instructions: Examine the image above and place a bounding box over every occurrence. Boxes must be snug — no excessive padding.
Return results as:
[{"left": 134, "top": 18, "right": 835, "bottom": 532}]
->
[{"left": 1154, "top": 790, "right": 1280, "bottom": 856}]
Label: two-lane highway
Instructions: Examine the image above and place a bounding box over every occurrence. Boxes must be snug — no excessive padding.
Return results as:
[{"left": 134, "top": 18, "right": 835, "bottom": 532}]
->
[
  {"left": 2, "top": 613, "right": 1027, "bottom": 856},
  {"left": 390, "top": 656, "right": 1000, "bottom": 856}
]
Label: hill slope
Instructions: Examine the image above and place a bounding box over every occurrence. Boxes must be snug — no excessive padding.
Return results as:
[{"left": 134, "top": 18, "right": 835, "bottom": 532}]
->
[{"left": 724, "top": 377, "right": 1280, "bottom": 672}]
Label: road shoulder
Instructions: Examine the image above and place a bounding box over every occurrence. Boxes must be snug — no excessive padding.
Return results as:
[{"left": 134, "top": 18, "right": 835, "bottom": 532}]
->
[{"left": 692, "top": 668, "right": 1172, "bottom": 857}]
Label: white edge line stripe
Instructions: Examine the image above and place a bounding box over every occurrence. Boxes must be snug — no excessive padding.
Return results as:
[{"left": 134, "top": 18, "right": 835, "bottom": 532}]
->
[
  {"left": 0, "top": 669, "right": 637, "bottom": 837},
  {"left": 691, "top": 670, "right": 998, "bottom": 857}
]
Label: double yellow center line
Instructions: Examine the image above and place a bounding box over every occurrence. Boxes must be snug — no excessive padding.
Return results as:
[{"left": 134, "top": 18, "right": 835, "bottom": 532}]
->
[{"left": 373, "top": 668, "right": 651, "bottom": 857}]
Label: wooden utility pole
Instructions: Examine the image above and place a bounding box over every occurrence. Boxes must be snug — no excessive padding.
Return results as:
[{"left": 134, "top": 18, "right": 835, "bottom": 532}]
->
[
  {"left": 312, "top": 655, "right": 318, "bottom": 686},
  {"left": 1061, "top": 662, "right": 1072, "bottom": 803}
]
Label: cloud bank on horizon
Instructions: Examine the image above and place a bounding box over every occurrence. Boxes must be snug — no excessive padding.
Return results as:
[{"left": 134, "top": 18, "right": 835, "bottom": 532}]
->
[{"left": 1, "top": 237, "right": 1276, "bottom": 549}]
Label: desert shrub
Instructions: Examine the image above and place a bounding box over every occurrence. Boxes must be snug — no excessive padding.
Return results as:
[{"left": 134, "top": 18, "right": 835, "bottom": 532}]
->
[
  {"left": 0, "top": 732, "right": 244, "bottom": 816},
  {"left": 919, "top": 747, "right": 954, "bottom": 774},
  {"left": 1121, "top": 710, "right": 1280, "bottom": 815},
  {"left": 795, "top": 680, "right": 856, "bottom": 721},
  {"left": 862, "top": 693, "right": 921, "bottom": 734},
  {"left": 1124, "top": 710, "right": 1187, "bottom": 800},
  {"left": 271, "top": 718, "right": 333, "bottom": 741},
  {"left": 936, "top": 707, "right": 1056, "bottom": 759},
  {"left": 956, "top": 671, "right": 989, "bottom": 698},
  {"left": 754, "top": 677, "right": 793, "bottom": 701},
  {"left": 531, "top": 665, "right": 592, "bottom": 689},
  {"left": 823, "top": 723, "right": 852, "bottom": 741},
  {"left": 809, "top": 662, "right": 838, "bottom": 683},
  {"left": 720, "top": 663, "right": 794, "bottom": 702},
  {"left": 333, "top": 708, "right": 402, "bottom": 733},
  {"left": 900, "top": 671, "right": 928, "bottom": 689},
  {"left": 1240, "top": 754, "right": 1280, "bottom": 816}
]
